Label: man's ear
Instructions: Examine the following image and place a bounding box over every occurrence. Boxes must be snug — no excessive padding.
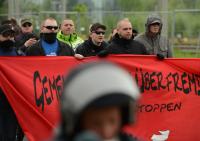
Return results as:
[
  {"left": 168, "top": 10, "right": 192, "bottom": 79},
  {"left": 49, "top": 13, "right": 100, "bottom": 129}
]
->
[{"left": 89, "top": 32, "right": 93, "bottom": 38}]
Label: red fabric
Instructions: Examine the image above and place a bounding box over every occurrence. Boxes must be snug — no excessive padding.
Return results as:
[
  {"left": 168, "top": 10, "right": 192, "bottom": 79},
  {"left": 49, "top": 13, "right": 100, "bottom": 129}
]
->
[{"left": 0, "top": 55, "right": 200, "bottom": 141}]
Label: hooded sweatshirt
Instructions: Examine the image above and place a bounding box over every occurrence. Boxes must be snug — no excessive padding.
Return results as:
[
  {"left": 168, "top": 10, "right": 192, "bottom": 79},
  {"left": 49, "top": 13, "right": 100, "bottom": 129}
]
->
[{"left": 134, "top": 14, "right": 173, "bottom": 58}]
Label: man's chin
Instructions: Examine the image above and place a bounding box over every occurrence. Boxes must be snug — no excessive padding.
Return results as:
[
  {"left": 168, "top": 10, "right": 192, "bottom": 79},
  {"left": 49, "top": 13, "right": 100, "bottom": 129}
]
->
[{"left": 97, "top": 40, "right": 103, "bottom": 43}]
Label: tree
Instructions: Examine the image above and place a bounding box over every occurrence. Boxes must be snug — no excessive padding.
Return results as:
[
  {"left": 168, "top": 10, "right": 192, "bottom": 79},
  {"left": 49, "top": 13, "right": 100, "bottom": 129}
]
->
[{"left": 73, "top": 3, "right": 88, "bottom": 12}]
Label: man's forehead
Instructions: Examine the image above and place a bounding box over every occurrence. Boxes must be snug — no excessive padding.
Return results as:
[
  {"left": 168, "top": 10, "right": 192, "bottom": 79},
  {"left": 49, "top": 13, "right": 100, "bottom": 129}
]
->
[
  {"left": 63, "top": 20, "right": 74, "bottom": 25},
  {"left": 44, "top": 19, "right": 57, "bottom": 26},
  {"left": 95, "top": 28, "right": 105, "bottom": 31},
  {"left": 121, "top": 21, "right": 132, "bottom": 27},
  {"left": 117, "top": 21, "right": 132, "bottom": 29}
]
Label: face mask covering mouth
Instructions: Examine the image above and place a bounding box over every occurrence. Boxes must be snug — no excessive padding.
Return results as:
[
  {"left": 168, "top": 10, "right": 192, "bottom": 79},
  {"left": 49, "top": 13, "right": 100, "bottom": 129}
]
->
[
  {"left": 40, "top": 32, "right": 57, "bottom": 44},
  {"left": 0, "top": 40, "right": 15, "bottom": 51}
]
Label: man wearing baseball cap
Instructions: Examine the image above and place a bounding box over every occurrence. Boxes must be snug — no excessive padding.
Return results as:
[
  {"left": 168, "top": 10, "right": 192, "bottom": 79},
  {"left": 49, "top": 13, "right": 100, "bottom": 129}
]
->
[
  {"left": 76, "top": 23, "right": 108, "bottom": 57},
  {"left": 0, "top": 24, "right": 24, "bottom": 141},
  {"left": 15, "top": 18, "right": 38, "bottom": 53},
  {"left": 0, "top": 24, "right": 17, "bottom": 55}
]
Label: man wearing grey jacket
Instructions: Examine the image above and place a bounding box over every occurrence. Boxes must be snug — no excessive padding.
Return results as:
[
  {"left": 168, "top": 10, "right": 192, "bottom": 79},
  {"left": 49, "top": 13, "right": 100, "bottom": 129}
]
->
[{"left": 134, "top": 14, "right": 173, "bottom": 58}]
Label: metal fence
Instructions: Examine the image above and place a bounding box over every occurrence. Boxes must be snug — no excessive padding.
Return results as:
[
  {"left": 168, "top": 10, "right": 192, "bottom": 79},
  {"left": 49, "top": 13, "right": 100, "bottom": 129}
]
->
[{"left": 1, "top": 10, "right": 200, "bottom": 57}]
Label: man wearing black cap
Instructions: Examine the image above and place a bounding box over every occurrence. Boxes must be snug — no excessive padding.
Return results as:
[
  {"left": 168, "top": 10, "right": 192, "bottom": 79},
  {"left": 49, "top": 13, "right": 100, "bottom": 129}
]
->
[
  {"left": 15, "top": 18, "right": 38, "bottom": 53},
  {"left": 134, "top": 14, "right": 173, "bottom": 58},
  {"left": 75, "top": 23, "right": 108, "bottom": 57},
  {"left": 0, "top": 24, "right": 24, "bottom": 141},
  {"left": 0, "top": 24, "right": 17, "bottom": 55}
]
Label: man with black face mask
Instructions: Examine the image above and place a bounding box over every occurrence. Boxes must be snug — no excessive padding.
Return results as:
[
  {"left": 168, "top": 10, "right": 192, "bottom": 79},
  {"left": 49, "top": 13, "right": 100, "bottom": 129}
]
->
[
  {"left": 26, "top": 17, "right": 75, "bottom": 56},
  {"left": 0, "top": 24, "right": 24, "bottom": 141},
  {"left": 0, "top": 24, "right": 17, "bottom": 55}
]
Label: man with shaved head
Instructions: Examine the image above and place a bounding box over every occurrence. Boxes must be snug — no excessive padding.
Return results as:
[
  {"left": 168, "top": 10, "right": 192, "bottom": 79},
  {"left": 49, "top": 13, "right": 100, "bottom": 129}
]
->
[
  {"left": 26, "top": 17, "right": 75, "bottom": 56},
  {"left": 106, "top": 18, "right": 148, "bottom": 55},
  {"left": 57, "top": 19, "right": 83, "bottom": 51}
]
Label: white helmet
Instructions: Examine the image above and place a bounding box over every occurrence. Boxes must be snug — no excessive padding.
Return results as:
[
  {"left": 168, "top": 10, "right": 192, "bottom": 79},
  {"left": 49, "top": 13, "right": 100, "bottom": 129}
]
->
[{"left": 59, "top": 61, "right": 140, "bottom": 139}]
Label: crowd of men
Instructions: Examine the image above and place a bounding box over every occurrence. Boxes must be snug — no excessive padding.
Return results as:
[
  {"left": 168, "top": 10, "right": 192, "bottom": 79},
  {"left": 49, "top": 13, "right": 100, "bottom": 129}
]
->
[
  {"left": 0, "top": 14, "right": 172, "bottom": 58},
  {"left": 0, "top": 14, "right": 173, "bottom": 141}
]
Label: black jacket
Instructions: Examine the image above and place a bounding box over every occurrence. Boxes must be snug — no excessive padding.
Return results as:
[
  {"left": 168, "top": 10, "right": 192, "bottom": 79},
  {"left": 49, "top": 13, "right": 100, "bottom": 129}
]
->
[
  {"left": 26, "top": 40, "right": 75, "bottom": 56},
  {"left": 0, "top": 44, "right": 24, "bottom": 141},
  {"left": 76, "top": 38, "right": 108, "bottom": 57},
  {"left": 107, "top": 34, "right": 148, "bottom": 55},
  {"left": 15, "top": 32, "right": 38, "bottom": 53},
  {"left": 0, "top": 89, "right": 22, "bottom": 141}
]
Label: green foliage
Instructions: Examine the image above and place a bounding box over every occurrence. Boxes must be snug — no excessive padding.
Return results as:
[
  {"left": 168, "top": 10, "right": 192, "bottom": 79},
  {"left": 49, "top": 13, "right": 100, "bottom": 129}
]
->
[
  {"left": 21, "top": 0, "right": 41, "bottom": 12},
  {"left": 102, "top": 13, "right": 119, "bottom": 37},
  {"left": 0, "top": 0, "right": 5, "bottom": 7},
  {"left": 0, "top": 0, "right": 6, "bottom": 14},
  {"left": 73, "top": 3, "right": 88, "bottom": 12},
  {"left": 116, "top": 0, "right": 157, "bottom": 11},
  {"left": 173, "top": 48, "right": 200, "bottom": 58},
  {"left": 42, "top": 0, "right": 52, "bottom": 11},
  {"left": 175, "top": 16, "right": 186, "bottom": 35},
  {"left": 71, "top": 4, "right": 89, "bottom": 36}
]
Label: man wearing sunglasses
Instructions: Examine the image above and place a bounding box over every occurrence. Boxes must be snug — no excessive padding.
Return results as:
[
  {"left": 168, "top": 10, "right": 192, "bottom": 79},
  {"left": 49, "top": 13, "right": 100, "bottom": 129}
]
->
[
  {"left": 106, "top": 19, "right": 148, "bottom": 55},
  {"left": 15, "top": 18, "right": 38, "bottom": 53},
  {"left": 134, "top": 14, "right": 173, "bottom": 58},
  {"left": 26, "top": 17, "right": 75, "bottom": 57},
  {"left": 57, "top": 19, "right": 84, "bottom": 51},
  {"left": 75, "top": 23, "right": 108, "bottom": 57}
]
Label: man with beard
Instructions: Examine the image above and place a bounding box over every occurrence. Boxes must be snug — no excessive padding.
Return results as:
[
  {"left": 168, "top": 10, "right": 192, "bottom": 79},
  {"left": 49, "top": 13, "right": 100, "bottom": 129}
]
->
[
  {"left": 0, "top": 24, "right": 24, "bottom": 141},
  {"left": 76, "top": 23, "right": 108, "bottom": 57},
  {"left": 57, "top": 19, "right": 84, "bottom": 51},
  {"left": 134, "top": 14, "right": 173, "bottom": 58},
  {"left": 26, "top": 17, "right": 75, "bottom": 56},
  {"left": 15, "top": 18, "right": 38, "bottom": 53},
  {"left": 106, "top": 19, "right": 148, "bottom": 55}
]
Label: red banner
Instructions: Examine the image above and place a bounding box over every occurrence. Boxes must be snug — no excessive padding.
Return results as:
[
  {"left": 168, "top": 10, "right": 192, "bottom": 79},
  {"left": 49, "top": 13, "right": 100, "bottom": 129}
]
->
[{"left": 0, "top": 55, "right": 200, "bottom": 141}]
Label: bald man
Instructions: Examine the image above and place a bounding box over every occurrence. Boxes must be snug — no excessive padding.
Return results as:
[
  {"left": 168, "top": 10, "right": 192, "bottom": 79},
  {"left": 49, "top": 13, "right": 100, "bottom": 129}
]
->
[
  {"left": 107, "top": 18, "right": 148, "bottom": 55},
  {"left": 26, "top": 17, "right": 75, "bottom": 56},
  {"left": 57, "top": 19, "right": 83, "bottom": 51}
]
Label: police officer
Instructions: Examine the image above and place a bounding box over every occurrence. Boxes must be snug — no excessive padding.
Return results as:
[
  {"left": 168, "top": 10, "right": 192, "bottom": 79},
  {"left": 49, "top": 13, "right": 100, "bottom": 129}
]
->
[{"left": 54, "top": 61, "right": 141, "bottom": 141}]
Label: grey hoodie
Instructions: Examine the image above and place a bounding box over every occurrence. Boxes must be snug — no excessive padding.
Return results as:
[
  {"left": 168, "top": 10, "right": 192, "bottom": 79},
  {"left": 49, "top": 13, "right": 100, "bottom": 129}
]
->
[{"left": 134, "top": 14, "right": 173, "bottom": 58}]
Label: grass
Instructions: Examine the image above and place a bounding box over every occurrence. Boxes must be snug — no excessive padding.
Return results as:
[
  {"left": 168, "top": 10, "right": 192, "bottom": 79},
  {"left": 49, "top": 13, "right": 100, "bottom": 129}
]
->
[{"left": 173, "top": 48, "right": 200, "bottom": 58}]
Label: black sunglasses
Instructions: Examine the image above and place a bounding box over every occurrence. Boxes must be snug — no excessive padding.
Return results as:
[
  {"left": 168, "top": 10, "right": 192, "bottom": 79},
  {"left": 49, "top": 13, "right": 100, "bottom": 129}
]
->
[
  {"left": 44, "top": 26, "right": 58, "bottom": 30},
  {"left": 94, "top": 31, "right": 105, "bottom": 35},
  {"left": 22, "top": 23, "right": 32, "bottom": 27},
  {"left": 2, "top": 30, "right": 15, "bottom": 37}
]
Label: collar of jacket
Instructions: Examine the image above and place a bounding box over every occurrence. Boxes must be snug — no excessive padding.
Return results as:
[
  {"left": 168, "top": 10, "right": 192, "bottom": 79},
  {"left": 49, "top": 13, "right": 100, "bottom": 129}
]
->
[
  {"left": 57, "top": 31, "right": 78, "bottom": 43},
  {"left": 86, "top": 38, "right": 104, "bottom": 51},
  {"left": 113, "top": 33, "right": 133, "bottom": 45}
]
